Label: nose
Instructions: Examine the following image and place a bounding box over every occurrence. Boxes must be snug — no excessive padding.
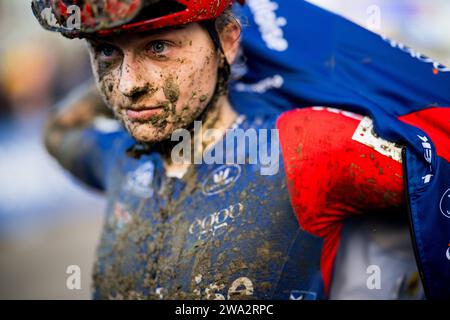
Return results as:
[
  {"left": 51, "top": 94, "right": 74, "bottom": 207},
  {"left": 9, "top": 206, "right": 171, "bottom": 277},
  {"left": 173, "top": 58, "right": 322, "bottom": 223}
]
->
[{"left": 118, "top": 54, "right": 154, "bottom": 99}]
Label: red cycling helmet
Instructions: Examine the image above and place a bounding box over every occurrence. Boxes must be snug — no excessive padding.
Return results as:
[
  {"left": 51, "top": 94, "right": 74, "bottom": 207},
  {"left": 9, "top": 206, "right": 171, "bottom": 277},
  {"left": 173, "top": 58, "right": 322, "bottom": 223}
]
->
[{"left": 32, "top": 0, "right": 244, "bottom": 38}]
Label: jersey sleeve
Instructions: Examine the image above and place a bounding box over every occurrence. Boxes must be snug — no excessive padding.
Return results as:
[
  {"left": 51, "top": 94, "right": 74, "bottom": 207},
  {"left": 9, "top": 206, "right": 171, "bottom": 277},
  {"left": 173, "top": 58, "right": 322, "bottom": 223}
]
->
[
  {"left": 276, "top": 107, "right": 405, "bottom": 294},
  {"left": 56, "top": 118, "right": 128, "bottom": 192}
]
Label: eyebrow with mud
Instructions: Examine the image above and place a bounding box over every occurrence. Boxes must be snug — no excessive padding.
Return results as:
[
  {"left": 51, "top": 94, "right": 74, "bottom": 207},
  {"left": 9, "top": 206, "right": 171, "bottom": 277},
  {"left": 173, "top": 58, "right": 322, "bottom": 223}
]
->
[{"left": 86, "top": 25, "right": 188, "bottom": 47}]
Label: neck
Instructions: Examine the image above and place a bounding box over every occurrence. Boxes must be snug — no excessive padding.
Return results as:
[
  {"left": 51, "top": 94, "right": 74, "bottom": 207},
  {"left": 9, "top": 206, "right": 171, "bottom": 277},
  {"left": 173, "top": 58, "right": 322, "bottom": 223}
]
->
[
  {"left": 202, "top": 95, "right": 237, "bottom": 136},
  {"left": 161, "top": 95, "right": 237, "bottom": 176}
]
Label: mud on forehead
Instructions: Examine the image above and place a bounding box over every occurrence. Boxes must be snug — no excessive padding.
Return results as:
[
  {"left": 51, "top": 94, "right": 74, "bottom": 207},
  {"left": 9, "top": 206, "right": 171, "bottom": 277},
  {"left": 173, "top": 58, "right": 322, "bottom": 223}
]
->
[{"left": 85, "top": 23, "right": 209, "bottom": 49}]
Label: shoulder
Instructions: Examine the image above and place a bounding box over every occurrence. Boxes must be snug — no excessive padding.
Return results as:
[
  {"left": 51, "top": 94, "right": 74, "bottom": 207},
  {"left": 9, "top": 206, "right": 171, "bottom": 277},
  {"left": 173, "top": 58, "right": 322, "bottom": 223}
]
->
[
  {"left": 276, "top": 107, "right": 365, "bottom": 158},
  {"left": 276, "top": 106, "right": 364, "bottom": 129},
  {"left": 83, "top": 117, "right": 133, "bottom": 154},
  {"left": 236, "top": 113, "right": 280, "bottom": 131}
]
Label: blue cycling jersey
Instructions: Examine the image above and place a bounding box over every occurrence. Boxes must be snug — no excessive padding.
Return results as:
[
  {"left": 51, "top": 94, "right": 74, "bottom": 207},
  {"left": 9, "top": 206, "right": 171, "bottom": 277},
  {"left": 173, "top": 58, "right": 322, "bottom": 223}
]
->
[{"left": 86, "top": 113, "right": 324, "bottom": 300}]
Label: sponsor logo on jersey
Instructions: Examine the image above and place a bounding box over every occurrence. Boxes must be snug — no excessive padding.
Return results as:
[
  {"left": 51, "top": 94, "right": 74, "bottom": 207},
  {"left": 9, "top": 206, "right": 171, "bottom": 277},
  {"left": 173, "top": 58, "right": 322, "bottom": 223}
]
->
[
  {"left": 247, "top": 0, "right": 288, "bottom": 51},
  {"left": 234, "top": 74, "right": 284, "bottom": 94},
  {"left": 381, "top": 36, "right": 450, "bottom": 73},
  {"left": 440, "top": 188, "right": 450, "bottom": 218},
  {"left": 202, "top": 164, "right": 241, "bottom": 196},
  {"left": 189, "top": 203, "right": 244, "bottom": 240},
  {"left": 122, "top": 161, "right": 155, "bottom": 198}
]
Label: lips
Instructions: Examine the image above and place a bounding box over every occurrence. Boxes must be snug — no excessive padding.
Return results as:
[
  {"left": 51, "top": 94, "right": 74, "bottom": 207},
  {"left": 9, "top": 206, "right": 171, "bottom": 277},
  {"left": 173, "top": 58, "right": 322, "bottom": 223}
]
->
[{"left": 125, "top": 106, "right": 163, "bottom": 121}]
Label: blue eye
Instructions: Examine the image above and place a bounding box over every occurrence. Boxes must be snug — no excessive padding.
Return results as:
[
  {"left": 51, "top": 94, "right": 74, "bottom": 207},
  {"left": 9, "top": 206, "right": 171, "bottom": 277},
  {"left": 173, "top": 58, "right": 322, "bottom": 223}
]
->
[
  {"left": 101, "top": 46, "right": 116, "bottom": 57},
  {"left": 150, "top": 41, "right": 167, "bottom": 55},
  {"left": 94, "top": 44, "right": 119, "bottom": 60}
]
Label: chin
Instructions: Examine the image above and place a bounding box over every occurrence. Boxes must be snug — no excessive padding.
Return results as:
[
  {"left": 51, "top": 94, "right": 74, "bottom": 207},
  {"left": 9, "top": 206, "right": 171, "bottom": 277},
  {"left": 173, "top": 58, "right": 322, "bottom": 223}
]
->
[{"left": 126, "top": 121, "right": 174, "bottom": 144}]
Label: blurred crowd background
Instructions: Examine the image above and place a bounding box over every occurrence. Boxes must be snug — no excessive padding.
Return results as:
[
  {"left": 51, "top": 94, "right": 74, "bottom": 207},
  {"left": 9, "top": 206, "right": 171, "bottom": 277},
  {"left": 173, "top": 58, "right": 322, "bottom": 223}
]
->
[{"left": 0, "top": 0, "right": 449, "bottom": 299}]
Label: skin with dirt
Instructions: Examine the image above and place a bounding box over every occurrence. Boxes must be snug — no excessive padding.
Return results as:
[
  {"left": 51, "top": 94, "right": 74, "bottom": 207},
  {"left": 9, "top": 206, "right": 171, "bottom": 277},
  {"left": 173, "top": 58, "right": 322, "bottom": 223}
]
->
[{"left": 88, "top": 24, "right": 223, "bottom": 143}]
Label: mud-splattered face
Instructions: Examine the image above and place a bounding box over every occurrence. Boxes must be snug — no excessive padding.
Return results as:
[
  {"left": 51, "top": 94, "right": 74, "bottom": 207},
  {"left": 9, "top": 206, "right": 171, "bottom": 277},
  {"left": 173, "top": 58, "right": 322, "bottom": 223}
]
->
[{"left": 87, "top": 23, "right": 219, "bottom": 142}]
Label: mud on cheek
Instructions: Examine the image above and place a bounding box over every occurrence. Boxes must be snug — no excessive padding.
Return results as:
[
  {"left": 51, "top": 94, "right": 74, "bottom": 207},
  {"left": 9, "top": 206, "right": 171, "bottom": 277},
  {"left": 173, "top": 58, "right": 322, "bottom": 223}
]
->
[
  {"left": 163, "top": 75, "right": 180, "bottom": 114},
  {"left": 90, "top": 52, "right": 118, "bottom": 104},
  {"left": 97, "top": 72, "right": 121, "bottom": 115}
]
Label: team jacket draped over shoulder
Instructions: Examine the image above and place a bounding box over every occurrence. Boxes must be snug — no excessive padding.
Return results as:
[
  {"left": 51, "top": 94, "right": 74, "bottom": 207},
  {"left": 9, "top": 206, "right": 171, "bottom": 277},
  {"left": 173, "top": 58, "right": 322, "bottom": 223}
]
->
[{"left": 229, "top": 0, "right": 450, "bottom": 299}]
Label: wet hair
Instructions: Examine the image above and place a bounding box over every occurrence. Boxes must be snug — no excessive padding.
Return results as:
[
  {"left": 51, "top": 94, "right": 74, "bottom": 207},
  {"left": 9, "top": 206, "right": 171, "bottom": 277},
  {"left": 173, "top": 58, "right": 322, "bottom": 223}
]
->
[
  {"left": 200, "top": 9, "right": 242, "bottom": 96},
  {"left": 216, "top": 8, "right": 242, "bottom": 36}
]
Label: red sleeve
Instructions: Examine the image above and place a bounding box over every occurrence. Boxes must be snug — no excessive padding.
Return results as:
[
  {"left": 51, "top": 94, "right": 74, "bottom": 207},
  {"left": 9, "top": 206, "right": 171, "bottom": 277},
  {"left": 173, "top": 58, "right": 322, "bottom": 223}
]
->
[
  {"left": 276, "top": 107, "right": 404, "bottom": 294},
  {"left": 398, "top": 107, "right": 450, "bottom": 163}
]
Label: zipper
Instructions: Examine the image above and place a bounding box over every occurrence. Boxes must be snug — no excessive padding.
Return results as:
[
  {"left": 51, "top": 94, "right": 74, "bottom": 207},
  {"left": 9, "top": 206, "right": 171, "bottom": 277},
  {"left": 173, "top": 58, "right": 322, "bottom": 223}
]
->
[{"left": 402, "top": 146, "right": 430, "bottom": 299}]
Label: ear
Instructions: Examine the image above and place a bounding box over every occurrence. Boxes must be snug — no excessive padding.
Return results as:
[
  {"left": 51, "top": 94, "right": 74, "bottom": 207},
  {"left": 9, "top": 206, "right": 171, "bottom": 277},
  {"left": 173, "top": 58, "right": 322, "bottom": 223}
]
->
[{"left": 219, "top": 21, "right": 241, "bottom": 65}]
